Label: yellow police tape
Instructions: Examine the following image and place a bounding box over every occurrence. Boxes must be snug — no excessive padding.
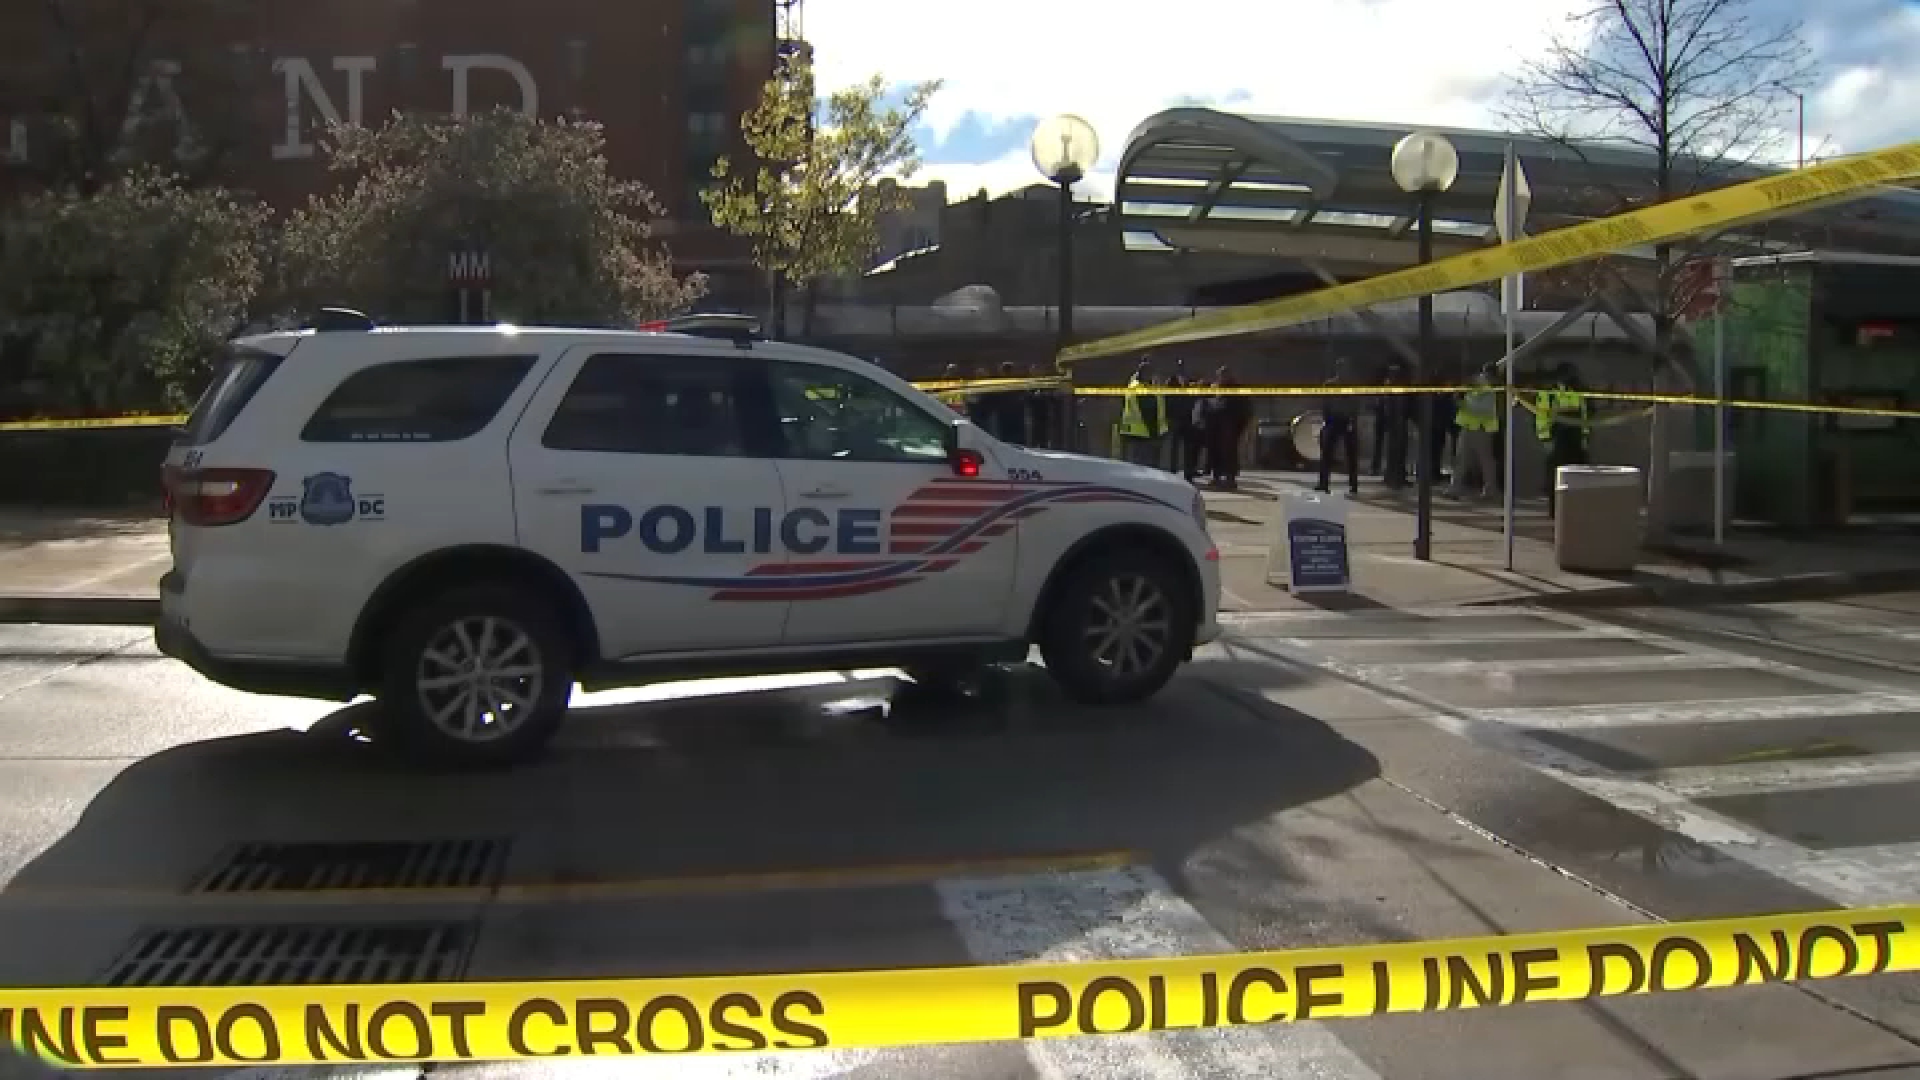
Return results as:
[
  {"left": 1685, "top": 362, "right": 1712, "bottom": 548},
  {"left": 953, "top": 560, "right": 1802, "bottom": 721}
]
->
[
  {"left": 3, "top": 906, "right": 1912, "bottom": 1068},
  {"left": 5, "top": 384, "right": 1914, "bottom": 432},
  {"left": 1062, "top": 384, "right": 1920, "bottom": 421},
  {"left": 1058, "top": 139, "right": 1920, "bottom": 365},
  {"left": 0, "top": 414, "right": 187, "bottom": 433},
  {"left": 917, "top": 377, "right": 1067, "bottom": 393}
]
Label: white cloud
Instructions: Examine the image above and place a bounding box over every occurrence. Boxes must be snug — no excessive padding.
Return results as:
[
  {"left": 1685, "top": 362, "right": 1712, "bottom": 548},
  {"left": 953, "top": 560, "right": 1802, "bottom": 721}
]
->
[
  {"left": 811, "top": 0, "right": 1588, "bottom": 188},
  {"left": 902, "top": 148, "right": 1118, "bottom": 202},
  {"left": 1800, "top": 5, "right": 1920, "bottom": 159},
  {"left": 811, "top": 0, "right": 1920, "bottom": 198}
]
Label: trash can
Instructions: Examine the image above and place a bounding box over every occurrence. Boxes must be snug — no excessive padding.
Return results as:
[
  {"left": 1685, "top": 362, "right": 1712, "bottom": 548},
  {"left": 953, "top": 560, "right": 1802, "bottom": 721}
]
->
[
  {"left": 1555, "top": 465, "right": 1643, "bottom": 572},
  {"left": 1255, "top": 419, "right": 1293, "bottom": 469},
  {"left": 1664, "top": 451, "right": 1736, "bottom": 531}
]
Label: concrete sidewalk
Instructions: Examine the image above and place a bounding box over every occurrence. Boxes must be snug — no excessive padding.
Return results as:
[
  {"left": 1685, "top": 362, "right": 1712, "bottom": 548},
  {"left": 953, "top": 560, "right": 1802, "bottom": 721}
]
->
[
  {"left": 0, "top": 485, "right": 1917, "bottom": 625},
  {"left": 0, "top": 509, "right": 165, "bottom": 624},
  {"left": 1210, "top": 470, "right": 1920, "bottom": 612}
]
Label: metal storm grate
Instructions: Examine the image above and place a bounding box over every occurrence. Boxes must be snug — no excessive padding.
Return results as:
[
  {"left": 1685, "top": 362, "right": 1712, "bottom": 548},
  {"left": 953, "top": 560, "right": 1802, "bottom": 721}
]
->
[
  {"left": 190, "top": 839, "right": 510, "bottom": 893},
  {"left": 102, "top": 922, "right": 475, "bottom": 987}
]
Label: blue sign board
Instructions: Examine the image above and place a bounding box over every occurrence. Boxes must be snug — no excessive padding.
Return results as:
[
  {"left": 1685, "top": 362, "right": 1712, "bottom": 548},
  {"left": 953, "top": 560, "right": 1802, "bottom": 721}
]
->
[{"left": 1286, "top": 517, "right": 1350, "bottom": 592}]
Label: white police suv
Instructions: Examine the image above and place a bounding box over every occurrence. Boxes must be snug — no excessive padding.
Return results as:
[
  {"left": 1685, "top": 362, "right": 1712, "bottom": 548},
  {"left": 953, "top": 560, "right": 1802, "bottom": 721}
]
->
[{"left": 157, "top": 312, "right": 1221, "bottom": 765}]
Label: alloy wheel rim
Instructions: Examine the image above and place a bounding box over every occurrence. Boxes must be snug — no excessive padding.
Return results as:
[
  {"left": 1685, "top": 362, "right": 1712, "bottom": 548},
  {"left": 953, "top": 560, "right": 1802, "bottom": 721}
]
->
[
  {"left": 415, "top": 616, "right": 545, "bottom": 743},
  {"left": 1083, "top": 572, "right": 1170, "bottom": 680}
]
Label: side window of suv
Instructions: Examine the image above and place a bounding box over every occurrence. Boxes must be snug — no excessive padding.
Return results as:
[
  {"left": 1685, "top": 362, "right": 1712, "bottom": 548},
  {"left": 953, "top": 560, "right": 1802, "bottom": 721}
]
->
[
  {"left": 302, "top": 355, "right": 536, "bottom": 443},
  {"left": 770, "top": 362, "right": 948, "bottom": 463},
  {"left": 542, "top": 354, "right": 754, "bottom": 456}
]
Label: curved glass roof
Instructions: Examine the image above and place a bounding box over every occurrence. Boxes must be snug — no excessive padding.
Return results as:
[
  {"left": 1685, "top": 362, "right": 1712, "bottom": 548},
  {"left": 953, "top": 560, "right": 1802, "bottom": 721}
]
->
[{"left": 1117, "top": 108, "right": 1920, "bottom": 265}]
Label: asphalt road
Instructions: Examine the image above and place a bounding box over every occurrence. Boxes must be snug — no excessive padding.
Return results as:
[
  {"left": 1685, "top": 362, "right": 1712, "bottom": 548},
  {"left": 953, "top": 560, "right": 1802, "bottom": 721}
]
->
[{"left": 4, "top": 599, "right": 1920, "bottom": 1078}]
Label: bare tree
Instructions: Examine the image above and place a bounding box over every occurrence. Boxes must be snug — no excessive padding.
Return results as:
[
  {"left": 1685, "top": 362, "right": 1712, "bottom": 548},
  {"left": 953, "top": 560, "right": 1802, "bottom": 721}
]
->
[
  {"left": 1500, "top": 0, "right": 1816, "bottom": 349},
  {"left": 1499, "top": 0, "right": 1816, "bottom": 534}
]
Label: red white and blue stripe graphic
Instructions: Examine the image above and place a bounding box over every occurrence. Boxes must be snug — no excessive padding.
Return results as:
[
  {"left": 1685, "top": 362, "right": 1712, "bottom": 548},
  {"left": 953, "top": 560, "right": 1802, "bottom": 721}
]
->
[{"left": 585, "top": 477, "right": 1178, "bottom": 603}]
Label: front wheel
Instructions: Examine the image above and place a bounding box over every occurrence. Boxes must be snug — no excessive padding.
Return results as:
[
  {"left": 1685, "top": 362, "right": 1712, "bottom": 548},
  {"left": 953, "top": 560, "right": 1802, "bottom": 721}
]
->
[
  {"left": 373, "top": 584, "right": 574, "bottom": 768},
  {"left": 1038, "top": 550, "right": 1194, "bottom": 705}
]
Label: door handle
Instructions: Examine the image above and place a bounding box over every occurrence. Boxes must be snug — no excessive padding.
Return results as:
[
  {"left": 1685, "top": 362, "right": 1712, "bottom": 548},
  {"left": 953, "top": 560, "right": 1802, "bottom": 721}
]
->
[
  {"left": 801, "top": 486, "right": 850, "bottom": 499},
  {"left": 537, "top": 484, "right": 597, "bottom": 496}
]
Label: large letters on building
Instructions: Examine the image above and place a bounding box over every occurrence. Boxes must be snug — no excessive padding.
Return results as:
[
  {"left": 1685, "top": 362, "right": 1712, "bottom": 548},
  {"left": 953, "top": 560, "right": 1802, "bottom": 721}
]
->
[{"left": 7, "top": 54, "right": 543, "bottom": 166}]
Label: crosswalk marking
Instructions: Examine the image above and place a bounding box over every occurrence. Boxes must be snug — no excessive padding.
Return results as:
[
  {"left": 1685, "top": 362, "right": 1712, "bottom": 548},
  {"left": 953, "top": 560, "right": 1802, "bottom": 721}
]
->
[
  {"left": 1641, "top": 751, "right": 1920, "bottom": 797},
  {"left": 938, "top": 867, "right": 1384, "bottom": 1080},
  {"left": 1224, "top": 606, "right": 1920, "bottom": 909},
  {"left": 1258, "top": 628, "right": 1628, "bottom": 642},
  {"left": 1726, "top": 602, "right": 1920, "bottom": 639},
  {"left": 1310, "top": 652, "right": 1773, "bottom": 677},
  {"left": 1472, "top": 693, "right": 1920, "bottom": 729},
  {"left": 419, "top": 866, "right": 1384, "bottom": 1080}
]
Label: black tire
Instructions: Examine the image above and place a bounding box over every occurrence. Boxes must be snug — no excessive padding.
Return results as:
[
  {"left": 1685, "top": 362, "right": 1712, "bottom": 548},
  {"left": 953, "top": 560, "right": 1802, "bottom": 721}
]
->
[
  {"left": 1038, "top": 549, "right": 1195, "bottom": 705},
  {"left": 372, "top": 583, "right": 574, "bottom": 768}
]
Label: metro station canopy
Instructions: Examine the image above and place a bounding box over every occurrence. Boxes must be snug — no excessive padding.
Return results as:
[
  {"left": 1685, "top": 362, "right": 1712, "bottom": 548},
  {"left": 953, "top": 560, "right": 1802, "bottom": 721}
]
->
[{"left": 1117, "top": 109, "right": 1920, "bottom": 270}]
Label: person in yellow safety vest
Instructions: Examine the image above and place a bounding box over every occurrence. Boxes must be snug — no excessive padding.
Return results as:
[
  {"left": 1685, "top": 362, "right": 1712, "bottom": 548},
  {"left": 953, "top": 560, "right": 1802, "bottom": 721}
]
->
[
  {"left": 1449, "top": 365, "right": 1501, "bottom": 500},
  {"left": 1117, "top": 358, "right": 1168, "bottom": 468},
  {"left": 1529, "top": 363, "right": 1591, "bottom": 516}
]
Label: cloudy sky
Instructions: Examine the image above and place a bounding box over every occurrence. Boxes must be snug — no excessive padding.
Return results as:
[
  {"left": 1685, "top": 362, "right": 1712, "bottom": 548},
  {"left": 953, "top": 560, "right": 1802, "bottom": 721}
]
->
[{"left": 803, "top": 0, "right": 1920, "bottom": 201}]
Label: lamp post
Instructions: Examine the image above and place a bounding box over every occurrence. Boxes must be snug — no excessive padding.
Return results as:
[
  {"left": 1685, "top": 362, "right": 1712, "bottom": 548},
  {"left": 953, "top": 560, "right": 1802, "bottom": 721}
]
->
[
  {"left": 1031, "top": 115, "right": 1099, "bottom": 448},
  {"left": 1390, "top": 131, "right": 1460, "bottom": 563},
  {"left": 1793, "top": 90, "right": 1805, "bottom": 168}
]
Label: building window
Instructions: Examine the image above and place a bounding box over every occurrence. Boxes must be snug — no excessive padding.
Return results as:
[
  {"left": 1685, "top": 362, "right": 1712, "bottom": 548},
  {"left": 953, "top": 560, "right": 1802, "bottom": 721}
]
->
[
  {"left": 686, "top": 43, "right": 731, "bottom": 69},
  {"left": 687, "top": 112, "right": 730, "bottom": 139}
]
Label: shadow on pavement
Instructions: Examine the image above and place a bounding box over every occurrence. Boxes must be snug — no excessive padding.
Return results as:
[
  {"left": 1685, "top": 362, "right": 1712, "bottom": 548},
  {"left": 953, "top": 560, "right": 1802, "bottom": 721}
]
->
[{"left": 0, "top": 663, "right": 1382, "bottom": 986}]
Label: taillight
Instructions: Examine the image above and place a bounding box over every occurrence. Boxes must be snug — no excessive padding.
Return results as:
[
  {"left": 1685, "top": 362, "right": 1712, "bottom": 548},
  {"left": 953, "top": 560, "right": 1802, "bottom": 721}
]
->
[{"left": 169, "top": 468, "right": 275, "bottom": 526}]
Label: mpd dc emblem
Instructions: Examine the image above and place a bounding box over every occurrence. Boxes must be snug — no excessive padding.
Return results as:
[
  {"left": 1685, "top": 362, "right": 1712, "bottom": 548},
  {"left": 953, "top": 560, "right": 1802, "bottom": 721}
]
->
[{"left": 299, "top": 472, "right": 358, "bottom": 525}]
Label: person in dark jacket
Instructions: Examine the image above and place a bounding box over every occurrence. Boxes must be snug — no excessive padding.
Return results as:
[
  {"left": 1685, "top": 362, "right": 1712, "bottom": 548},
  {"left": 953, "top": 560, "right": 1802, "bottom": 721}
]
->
[
  {"left": 1208, "top": 367, "right": 1250, "bottom": 490},
  {"left": 1026, "top": 362, "right": 1056, "bottom": 449},
  {"left": 1316, "top": 359, "right": 1360, "bottom": 495},
  {"left": 1168, "top": 362, "right": 1207, "bottom": 481},
  {"left": 995, "top": 361, "right": 1028, "bottom": 445},
  {"left": 1377, "top": 362, "right": 1409, "bottom": 489}
]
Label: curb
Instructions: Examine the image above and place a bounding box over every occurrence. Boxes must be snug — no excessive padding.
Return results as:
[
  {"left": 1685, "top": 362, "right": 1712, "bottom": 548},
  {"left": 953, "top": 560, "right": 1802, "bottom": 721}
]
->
[
  {"left": 1483, "top": 567, "right": 1920, "bottom": 611},
  {"left": 0, "top": 595, "right": 158, "bottom": 626},
  {"left": 0, "top": 568, "right": 1914, "bottom": 627}
]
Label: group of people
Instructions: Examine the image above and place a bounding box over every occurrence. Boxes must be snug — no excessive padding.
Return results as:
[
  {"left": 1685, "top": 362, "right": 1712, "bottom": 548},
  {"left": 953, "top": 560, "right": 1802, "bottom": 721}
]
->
[
  {"left": 1314, "top": 359, "right": 1593, "bottom": 515},
  {"left": 945, "top": 361, "right": 1064, "bottom": 449},
  {"left": 1116, "top": 358, "right": 1252, "bottom": 490}
]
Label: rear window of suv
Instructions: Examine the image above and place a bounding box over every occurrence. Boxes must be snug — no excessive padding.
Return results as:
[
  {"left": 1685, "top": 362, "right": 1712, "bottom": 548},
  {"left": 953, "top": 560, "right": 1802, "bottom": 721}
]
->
[
  {"left": 302, "top": 356, "right": 536, "bottom": 443},
  {"left": 177, "top": 347, "right": 284, "bottom": 447}
]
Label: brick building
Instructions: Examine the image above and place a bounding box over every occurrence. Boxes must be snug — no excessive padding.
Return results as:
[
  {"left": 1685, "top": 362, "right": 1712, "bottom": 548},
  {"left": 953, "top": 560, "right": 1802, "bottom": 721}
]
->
[{"left": 0, "top": 0, "right": 779, "bottom": 304}]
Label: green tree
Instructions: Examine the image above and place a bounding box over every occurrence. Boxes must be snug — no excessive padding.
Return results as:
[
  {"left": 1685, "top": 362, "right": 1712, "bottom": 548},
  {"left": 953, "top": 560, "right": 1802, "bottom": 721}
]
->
[
  {"left": 277, "top": 108, "right": 703, "bottom": 326},
  {"left": 0, "top": 168, "right": 266, "bottom": 414},
  {"left": 703, "top": 55, "right": 940, "bottom": 335}
]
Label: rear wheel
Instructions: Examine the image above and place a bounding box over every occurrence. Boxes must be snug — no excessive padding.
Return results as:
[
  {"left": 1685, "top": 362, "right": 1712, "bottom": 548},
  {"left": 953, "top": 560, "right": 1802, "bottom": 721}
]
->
[
  {"left": 372, "top": 584, "right": 573, "bottom": 767},
  {"left": 1039, "top": 550, "right": 1194, "bottom": 705}
]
